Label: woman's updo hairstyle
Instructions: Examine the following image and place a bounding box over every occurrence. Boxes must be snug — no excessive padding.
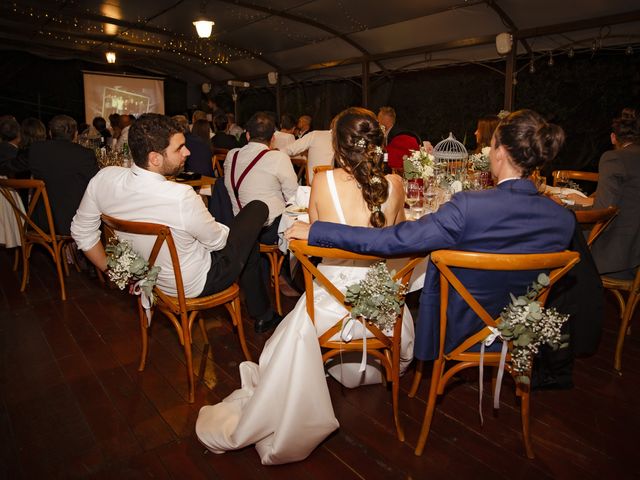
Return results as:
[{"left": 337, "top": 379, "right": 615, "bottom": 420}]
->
[
  {"left": 493, "top": 109, "right": 565, "bottom": 177},
  {"left": 332, "top": 107, "right": 388, "bottom": 227},
  {"left": 612, "top": 108, "right": 640, "bottom": 144}
]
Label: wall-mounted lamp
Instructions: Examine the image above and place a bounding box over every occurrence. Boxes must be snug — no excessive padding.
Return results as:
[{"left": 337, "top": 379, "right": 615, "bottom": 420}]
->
[
  {"left": 105, "top": 51, "right": 116, "bottom": 64},
  {"left": 267, "top": 71, "right": 278, "bottom": 85},
  {"left": 495, "top": 32, "right": 513, "bottom": 55}
]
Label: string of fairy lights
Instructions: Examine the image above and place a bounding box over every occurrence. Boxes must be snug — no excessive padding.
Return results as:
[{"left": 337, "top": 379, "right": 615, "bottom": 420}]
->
[{"left": 2, "top": 1, "right": 261, "bottom": 67}]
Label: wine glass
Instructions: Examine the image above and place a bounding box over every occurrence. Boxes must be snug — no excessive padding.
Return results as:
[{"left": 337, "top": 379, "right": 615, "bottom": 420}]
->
[
  {"left": 405, "top": 180, "right": 421, "bottom": 219},
  {"left": 423, "top": 178, "right": 438, "bottom": 213}
]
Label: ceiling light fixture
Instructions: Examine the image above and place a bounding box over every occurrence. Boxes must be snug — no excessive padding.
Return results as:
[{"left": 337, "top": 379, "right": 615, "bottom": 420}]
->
[
  {"left": 548, "top": 52, "right": 554, "bottom": 67},
  {"left": 193, "top": 1, "right": 214, "bottom": 38},
  {"left": 568, "top": 47, "right": 575, "bottom": 58},
  {"left": 105, "top": 51, "right": 116, "bottom": 64},
  {"left": 626, "top": 45, "right": 633, "bottom": 55}
]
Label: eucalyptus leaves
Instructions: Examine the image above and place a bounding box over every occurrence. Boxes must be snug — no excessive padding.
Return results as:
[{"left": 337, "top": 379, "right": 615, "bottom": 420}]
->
[
  {"left": 496, "top": 273, "right": 570, "bottom": 384},
  {"left": 105, "top": 237, "right": 160, "bottom": 303},
  {"left": 345, "top": 261, "right": 407, "bottom": 331},
  {"left": 403, "top": 148, "right": 436, "bottom": 180}
]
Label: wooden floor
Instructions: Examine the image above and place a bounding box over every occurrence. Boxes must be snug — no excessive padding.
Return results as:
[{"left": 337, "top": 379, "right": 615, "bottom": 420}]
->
[{"left": 1, "top": 248, "right": 639, "bottom": 479}]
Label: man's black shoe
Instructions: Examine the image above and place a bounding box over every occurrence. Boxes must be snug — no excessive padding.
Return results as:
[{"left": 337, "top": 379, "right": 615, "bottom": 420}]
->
[{"left": 254, "top": 312, "right": 283, "bottom": 334}]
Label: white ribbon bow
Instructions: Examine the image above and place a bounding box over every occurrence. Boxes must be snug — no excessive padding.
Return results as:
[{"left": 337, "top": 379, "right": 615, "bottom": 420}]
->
[
  {"left": 340, "top": 316, "right": 368, "bottom": 373},
  {"left": 132, "top": 279, "right": 154, "bottom": 326},
  {"left": 478, "top": 327, "right": 508, "bottom": 425}
]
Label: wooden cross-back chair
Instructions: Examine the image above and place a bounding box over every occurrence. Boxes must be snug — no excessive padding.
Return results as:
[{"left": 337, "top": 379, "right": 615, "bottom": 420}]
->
[
  {"left": 259, "top": 243, "right": 284, "bottom": 315},
  {"left": 289, "top": 239, "right": 424, "bottom": 442},
  {"left": 552, "top": 169, "right": 599, "bottom": 186},
  {"left": 604, "top": 267, "right": 640, "bottom": 372},
  {"left": 574, "top": 206, "right": 618, "bottom": 248},
  {"left": 211, "top": 148, "right": 229, "bottom": 177},
  {"left": 0, "top": 178, "right": 76, "bottom": 300},
  {"left": 101, "top": 214, "right": 251, "bottom": 403},
  {"left": 312, "top": 164, "right": 333, "bottom": 177},
  {"left": 411, "top": 249, "right": 580, "bottom": 458}
]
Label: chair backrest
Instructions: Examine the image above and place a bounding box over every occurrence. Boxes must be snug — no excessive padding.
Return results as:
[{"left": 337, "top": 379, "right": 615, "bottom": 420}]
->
[
  {"left": 430, "top": 249, "right": 580, "bottom": 358},
  {"left": 312, "top": 165, "right": 333, "bottom": 176},
  {"left": 289, "top": 239, "right": 423, "bottom": 342},
  {"left": 552, "top": 170, "right": 599, "bottom": 186},
  {"left": 0, "top": 178, "right": 59, "bottom": 243},
  {"left": 574, "top": 206, "right": 618, "bottom": 248},
  {"left": 212, "top": 148, "right": 229, "bottom": 177},
  {"left": 101, "top": 214, "right": 187, "bottom": 311}
]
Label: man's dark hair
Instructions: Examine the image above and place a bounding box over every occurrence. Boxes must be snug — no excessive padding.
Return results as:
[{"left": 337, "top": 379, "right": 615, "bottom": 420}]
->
[
  {"left": 49, "top": 115, "right": 77, "bottom": 141},
  {"left": 0, "top": 115, "right": 20, "bottom": 142},
  {"left": 246, "top": 111, "right": 275, "bottom": 143},
  {"left": 213, "top": 113, "right": 228, "bottom": 132},
  {"left": 129, "top": 113, "right": 180, "bottom": 168},
  {"left": 108, "top": 113, "right": 120, "bottom": 128},
  {"left": 92, "top": 116, "right": 107, "bottom": 132},
  {"left": 280, "top": 113, "right": 295, "bottom": 131}
]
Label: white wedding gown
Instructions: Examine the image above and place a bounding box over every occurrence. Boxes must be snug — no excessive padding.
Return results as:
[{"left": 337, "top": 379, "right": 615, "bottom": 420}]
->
[{"left": 196, "top": 171, "right": 416, "bottom": 465}]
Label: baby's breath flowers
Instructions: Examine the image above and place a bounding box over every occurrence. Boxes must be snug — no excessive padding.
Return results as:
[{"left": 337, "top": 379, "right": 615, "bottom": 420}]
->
[
  {"left": 105, "top": 237, "right": 160, "bottom": 303},
  {"left": 345, "top": 261, "right": 407, "bottom": 331},
  {"left": 496, "top": 273, "right": 570, "bottom": 384}
]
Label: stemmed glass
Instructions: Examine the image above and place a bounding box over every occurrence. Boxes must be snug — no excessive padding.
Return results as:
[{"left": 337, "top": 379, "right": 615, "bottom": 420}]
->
[
  {"left": 423, "top": 178, "right": 438, "bottom": 214},
  {"left": 405, "top": 180, "right": 422, "bottom": 219}
]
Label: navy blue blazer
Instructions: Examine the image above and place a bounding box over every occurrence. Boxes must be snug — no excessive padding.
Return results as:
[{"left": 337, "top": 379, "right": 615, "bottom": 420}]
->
[{"left": 309, "top": 179, "right": 576, "bottom": 360}]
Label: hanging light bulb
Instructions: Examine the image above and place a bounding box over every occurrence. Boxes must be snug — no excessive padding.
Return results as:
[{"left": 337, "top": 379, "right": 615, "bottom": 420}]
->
[
  {"left": 105, "top": 51, "right": 116, "bottom": 64},
  {"left": 626, "top": 45, "right": 634, "bottom": 55},
  {"left": 591, "top": 40, "right": 597, "bottom": 52},
  {"left": 548, "top": 52, "right": 554, "bottom": 67},
  {"left": 529, "top": 59, "right": 535, "bottom": 74},
  {"left": 568, "top": 47, "right": 575, "bottom": 58}
]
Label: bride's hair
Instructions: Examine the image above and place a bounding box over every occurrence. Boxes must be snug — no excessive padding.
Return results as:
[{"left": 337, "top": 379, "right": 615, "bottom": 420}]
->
[{"left": 332, "top": 107, "right": 388, "bottom": 227}]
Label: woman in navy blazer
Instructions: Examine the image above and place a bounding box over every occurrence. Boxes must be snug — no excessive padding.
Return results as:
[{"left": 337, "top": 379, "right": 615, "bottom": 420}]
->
[{"left": 286, "top": 110, "right": 576, "bottom": 360}]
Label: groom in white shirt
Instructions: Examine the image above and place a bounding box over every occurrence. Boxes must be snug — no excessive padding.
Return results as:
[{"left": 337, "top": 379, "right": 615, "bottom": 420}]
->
[{"left": 71, "top": 113, "right": 282, "bottom": 333}]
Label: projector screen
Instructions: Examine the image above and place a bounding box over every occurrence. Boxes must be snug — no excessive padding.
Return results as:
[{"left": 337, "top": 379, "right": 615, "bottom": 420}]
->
[{"left": 82, "top": 71, "right": 165, "bottom": 124}]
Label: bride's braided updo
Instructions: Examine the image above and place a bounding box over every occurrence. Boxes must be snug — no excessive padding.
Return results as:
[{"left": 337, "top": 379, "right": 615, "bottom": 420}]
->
[{"left": 332, "top": 107, "right": 388, "bottom": 227}]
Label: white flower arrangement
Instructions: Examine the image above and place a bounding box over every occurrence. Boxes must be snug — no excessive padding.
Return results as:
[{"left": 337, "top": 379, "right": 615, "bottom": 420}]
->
[
  {"left": 496, "top": 273, "right": 570, "bottom": 384},
  {"left": 345, "top": 261, "right": 407, "bottom": 331},
  {"left": 469, "top": 146, "right": 491, "bottom": 172},
  {"left": 403, "top": 148, "right": 436, "bottom": 180},
  {"left": 105, "top": 237, "right": 160, "bottom": 304}
]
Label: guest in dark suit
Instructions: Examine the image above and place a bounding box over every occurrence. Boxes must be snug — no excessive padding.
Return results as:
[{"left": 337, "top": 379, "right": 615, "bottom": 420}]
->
[
  {"left": 211, "top": 114, "right": 240, "bottom": 150},
  {"left": 27, "top": 115, "right": 98, "bottom": 235},
  {"left": 286, "top": 109, "right": 575, "bottom": 361},
  {"left": 0, "top": 115, "right": 22, "bottom": 175},
  {"left": 172, "top": 115, "right": 214, "bottom": 177},
  {"left": 568, "top": 109, "right": 640, "bottom": 279}
]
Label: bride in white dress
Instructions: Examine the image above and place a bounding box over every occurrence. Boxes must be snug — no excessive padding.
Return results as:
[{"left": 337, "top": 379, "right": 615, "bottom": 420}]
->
[{"left": 196, "top": 107, "right": 413, "bottom": 465}]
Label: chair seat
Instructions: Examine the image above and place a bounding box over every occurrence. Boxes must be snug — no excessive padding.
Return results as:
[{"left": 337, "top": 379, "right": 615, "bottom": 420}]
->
[{"left": 158, "top": 283, "right": 241, "bottom": 313}]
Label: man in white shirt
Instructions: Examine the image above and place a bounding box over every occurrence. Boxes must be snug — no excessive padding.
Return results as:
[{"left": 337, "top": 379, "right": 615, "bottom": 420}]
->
[
  {"left": 224, "top": 112, "right": 298, "bottom": 245},
  {"left": 284, "top": 129, "right": 334, "bottom": 185},
  {"left": 270, "top": 113, "right": 296, "bottom": 151},
  {"left": 71, "top": 114, "right": 281, "bottom": 333}
]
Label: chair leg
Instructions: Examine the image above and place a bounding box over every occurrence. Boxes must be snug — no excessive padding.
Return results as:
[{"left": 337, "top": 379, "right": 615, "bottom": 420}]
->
[
  {"left": 182, "top": 324, "right": 196, "bottom": 403},
  {"left": 137, "top": 301, "right": 149, "bottom": 372},
  {"left": 198, "top": 315, "right": 209, "bottom": 344},
  {"left": 520, "top": 388, "right": 535, "bottom": 459},
  {"left": 391, "top": 344, "right": 404, "bottom": 442},
  {"left": 12, "top": 247, "right": 19, "bottom": 271},
  {"left": 408, "top": 360, "right": 424, "bottom": 398},
  {"left": 53, "top": 245, "right": 67, "bottom": 301},
  {"left": 19, "top": 244, "right": 30, "bottom": 292},
  {"left": 415, "top": 359, "right": 444, "bottom": 456},
  {"left": 225, "top": 297, "right": 252, "bottom": 361},
  {"left": 614, "top": 291, "right": 639, "bottom": 372}
]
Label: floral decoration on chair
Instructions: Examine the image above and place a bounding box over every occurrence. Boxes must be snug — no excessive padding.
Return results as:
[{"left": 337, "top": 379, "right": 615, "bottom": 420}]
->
[{"left": 105, "top": 237, "right": 160, "bottom": 305}]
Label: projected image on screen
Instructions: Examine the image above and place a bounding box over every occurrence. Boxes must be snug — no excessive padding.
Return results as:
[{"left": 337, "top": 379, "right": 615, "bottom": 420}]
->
[
  {"left": 83, "top": 72, "right": 165, "bottom": 124},
  {"left": 102, "top": 87, "right": 150, "bottom": 118}
]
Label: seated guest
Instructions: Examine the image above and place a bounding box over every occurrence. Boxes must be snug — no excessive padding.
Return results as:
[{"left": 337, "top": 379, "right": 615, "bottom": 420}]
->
[
  {"left": 192, "top": 118, "right": 213, "bottom": 147},
  {"left": 377, "top": 106, "right": 421, "bottom": 171},
  {"left": 173, "top": 115, "right": 214, "bottom": 178},
  {"left": 287, "top": 109, "right": 575, "bottom": 361},
  {"left": 27, "top": 115, "right": 98, "bottom": 235},
  {"left": 473, "top": 114, "right": 500, "bottom": 153},
  {"left": 211, "top": 114, "right": 240, "bottom": 150},
  {"left": 294, "top": 114, "right": 312, "bottom": 138},
  {"left": 283, "top": 128, "right": 333, "bottom": 185},
  {"left": 226, "top": 113, "right": 244, "bottom": 141},
  {"left": 115, "top": 114, "right": 133, "bottom": 151},
  {"left": 271, "top": 113, "right": 296, "bottom": 151},
  {"left": 71, "top": 113, "right": 281, "bottom": 333},
  {"left": 567, "top": 109, "right": 640, "bottom": 279},
  {"left": 0, "top": 115, "right": 21, "bottom": 174},
  {"left": 108, "top": 113, "right": 121, "bottom": 149},
  {"left": 224, "top": 111, "right": 298, "bottom": 245},
  {"left": 92, "top": 116, "right": 112, "bottom": 149},
  {"left": 18, "top": 117, "right": 47, "bottom": 161}
]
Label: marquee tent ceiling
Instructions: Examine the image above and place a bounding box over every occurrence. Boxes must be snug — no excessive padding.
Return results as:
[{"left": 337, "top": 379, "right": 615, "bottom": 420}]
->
[{"left": 1, "top": 0, "right": 639, "bottom": 87}]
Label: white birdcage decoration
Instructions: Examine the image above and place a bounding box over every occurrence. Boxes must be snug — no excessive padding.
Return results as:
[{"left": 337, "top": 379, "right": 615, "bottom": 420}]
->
[{"left": 433, "top": 132, "right": 468, "bottom": 174}]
